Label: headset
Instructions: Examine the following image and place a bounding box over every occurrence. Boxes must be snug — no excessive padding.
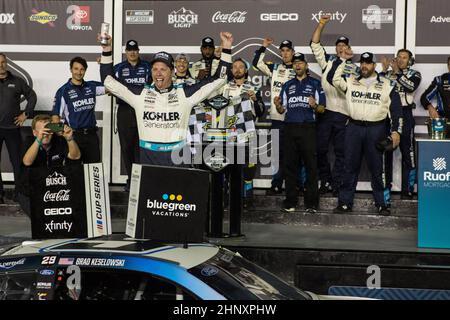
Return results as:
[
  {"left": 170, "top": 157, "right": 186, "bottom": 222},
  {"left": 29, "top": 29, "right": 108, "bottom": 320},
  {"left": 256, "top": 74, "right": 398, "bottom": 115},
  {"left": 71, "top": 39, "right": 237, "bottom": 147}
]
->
[{"left": 397, "top": 49, "right": 415, "bottom": 67}]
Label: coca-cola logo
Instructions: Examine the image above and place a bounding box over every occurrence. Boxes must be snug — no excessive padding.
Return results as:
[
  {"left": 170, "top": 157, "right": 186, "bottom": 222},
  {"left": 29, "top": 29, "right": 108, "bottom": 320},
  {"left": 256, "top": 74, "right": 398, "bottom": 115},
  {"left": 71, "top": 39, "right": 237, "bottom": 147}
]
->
[
  {"left": 212, "top": 11, "right": 247, "bottom": 24},
  {"left": 44, "top": 190, "right": 71, "bottom": 202}
]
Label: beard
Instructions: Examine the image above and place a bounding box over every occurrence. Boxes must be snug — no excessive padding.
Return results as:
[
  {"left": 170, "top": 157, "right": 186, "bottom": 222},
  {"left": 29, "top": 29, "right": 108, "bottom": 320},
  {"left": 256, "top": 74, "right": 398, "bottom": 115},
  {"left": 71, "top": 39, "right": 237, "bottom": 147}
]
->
[{"left": 233, "top": 73, "right": 246, "bottom": 80}]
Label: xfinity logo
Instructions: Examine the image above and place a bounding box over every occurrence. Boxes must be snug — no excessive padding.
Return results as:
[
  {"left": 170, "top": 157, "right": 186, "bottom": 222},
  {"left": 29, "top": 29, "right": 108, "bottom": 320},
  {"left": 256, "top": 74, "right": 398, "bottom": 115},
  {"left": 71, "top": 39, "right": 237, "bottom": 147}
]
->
[
  {"left": 260, "top": 13, "right": 299, "bottom": 22},
  {"left": 312, "top": 11, "right": 347, "bottom": 23},
  {"left": 212, "top": 11, "right": 246, "bottom": 23},
  {"left": 45, "top": 220, "right": 73, "bottom": 233},
  {"left": 0, "top": 13, "right": 15, "bottom": 24}
]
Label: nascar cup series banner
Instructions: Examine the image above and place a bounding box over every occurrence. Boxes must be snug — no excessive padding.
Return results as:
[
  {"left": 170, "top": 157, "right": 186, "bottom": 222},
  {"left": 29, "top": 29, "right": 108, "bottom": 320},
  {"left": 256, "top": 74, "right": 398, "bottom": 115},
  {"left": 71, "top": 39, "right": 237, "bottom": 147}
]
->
[
  {"left": 126, "top": 164, "right": 209, "bottom": 243},
  {"left": 417, "top": 140, "right": 450, "bottom": 249},
  {"left": 29, "top": 164, "right": 111, "bottom": 239}
]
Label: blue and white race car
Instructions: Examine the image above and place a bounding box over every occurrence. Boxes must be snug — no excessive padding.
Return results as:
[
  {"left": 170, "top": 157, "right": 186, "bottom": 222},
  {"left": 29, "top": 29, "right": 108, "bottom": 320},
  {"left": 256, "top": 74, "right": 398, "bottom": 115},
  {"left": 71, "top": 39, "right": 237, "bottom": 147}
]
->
[{"left": 0, "top": 234, "right": 365, "bottom": 300}]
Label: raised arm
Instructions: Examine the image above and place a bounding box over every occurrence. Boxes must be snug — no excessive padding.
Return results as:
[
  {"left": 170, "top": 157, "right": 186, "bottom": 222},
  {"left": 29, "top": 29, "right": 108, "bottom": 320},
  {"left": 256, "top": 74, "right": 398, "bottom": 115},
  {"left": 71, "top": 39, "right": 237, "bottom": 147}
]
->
[
  {"left": 310, "top": 15, "right": 331, "bottom": 71},
  {"left": 252, "top": 37, "right": 275, "bottom": 77}
]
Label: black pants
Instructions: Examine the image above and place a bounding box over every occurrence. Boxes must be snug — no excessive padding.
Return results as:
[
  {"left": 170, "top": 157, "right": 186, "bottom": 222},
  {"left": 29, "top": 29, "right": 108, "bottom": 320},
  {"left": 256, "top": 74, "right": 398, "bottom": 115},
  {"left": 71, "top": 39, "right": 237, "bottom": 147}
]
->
[
  {"left": 284, "top": 123, "right": 319, "bottom": 208},
  {"left": 73, "top": 130, "right": 101, "bottom": 163},
  {"left": 117, "top": 105, "right": 140, "bottom": 186},
  {"left": 0, "top": 128, "right": 22, "bottom": 193}
]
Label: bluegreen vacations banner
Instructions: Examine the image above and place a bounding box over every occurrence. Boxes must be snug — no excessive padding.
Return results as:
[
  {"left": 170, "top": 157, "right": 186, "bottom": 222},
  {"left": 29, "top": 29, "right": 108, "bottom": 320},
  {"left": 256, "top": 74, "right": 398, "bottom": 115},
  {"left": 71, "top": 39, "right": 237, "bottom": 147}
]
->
[{"left": 417, "top": 139, "right": 450, "bottom": 249}]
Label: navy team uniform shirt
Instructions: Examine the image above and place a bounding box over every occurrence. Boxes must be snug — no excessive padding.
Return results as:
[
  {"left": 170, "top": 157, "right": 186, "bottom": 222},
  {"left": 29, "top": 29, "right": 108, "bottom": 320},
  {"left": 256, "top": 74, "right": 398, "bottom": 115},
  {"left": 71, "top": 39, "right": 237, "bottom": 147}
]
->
[
  {"left": 280, "top": 76, "right": 326, "bottom": 123},
  {"left": 52, "top": 79, "right": 106, "bottom": 129}
]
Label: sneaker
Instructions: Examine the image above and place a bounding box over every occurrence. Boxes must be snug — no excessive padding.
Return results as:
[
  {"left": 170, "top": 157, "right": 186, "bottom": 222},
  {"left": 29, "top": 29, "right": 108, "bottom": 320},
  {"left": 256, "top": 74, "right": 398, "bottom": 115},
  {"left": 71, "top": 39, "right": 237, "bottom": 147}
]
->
[
  {"left": 281, "top": 201, "right": 296, "bottom": 212},
  {"left": 305, "top": 207, "right": 317, "bottom": 214},
  {"left": 333, "top": 204, "right": 352, "bottom": 213},
  {"left": 319, "top": 182, "right": 333, "bottom": 194},
  {"left": 378, "top": 206, "right": 391, "bottom": 216},
  {"left": 267, "top": 186, "right": 282, "bottom": 195}
]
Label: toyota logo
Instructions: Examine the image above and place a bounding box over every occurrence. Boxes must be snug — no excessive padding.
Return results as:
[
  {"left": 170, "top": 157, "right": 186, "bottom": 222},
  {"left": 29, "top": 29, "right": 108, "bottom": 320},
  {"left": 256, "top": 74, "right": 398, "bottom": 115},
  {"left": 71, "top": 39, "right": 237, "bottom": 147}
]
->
[{"left": 76, "top": 9, "right": 88, "bottom": 19}]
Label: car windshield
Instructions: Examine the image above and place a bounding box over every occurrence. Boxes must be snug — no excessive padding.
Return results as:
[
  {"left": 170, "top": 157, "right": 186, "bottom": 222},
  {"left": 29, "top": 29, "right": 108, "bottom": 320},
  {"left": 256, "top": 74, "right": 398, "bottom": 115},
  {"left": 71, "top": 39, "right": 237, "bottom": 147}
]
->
[{"left": 188, "top": 248, "right": 311, "bottom": 300}]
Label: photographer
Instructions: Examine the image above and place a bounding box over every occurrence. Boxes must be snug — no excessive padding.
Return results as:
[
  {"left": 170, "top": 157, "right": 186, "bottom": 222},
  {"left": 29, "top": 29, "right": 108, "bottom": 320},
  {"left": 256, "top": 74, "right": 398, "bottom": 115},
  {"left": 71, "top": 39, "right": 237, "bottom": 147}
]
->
[{"left": 17, "top": 114, "right": 80, "bottom": 216}]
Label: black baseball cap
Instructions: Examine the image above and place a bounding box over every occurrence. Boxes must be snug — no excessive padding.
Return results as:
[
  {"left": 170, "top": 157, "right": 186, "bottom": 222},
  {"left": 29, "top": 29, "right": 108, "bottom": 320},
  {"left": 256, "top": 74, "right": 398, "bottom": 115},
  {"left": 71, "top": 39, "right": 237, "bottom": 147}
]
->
[
  {"left": 292, "top": 52, "right": 306, "bottom": 63},
  {"left": 335, "top": 36, "right": 349, "bottom": 46},
  {"left": 279, "top": 40, "right": 293, "bottom": 50},
  {"left": 201, "top": 37, "right": 215, "bottom": 48},
  {"left": 359, "top": 52, "right": 376, "bottom": 64},
  {"left": 125, "top": 40, "right": 139, "bottom": 51},
  {"left": 151, "top": 51, "right": 174, "bottom": 69}
]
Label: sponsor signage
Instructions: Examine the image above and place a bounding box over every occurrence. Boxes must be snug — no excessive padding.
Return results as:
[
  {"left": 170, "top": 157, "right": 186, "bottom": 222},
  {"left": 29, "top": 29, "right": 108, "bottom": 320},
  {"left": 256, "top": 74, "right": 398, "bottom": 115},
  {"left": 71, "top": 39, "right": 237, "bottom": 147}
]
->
[
  {"left": 260, "top": 13, "right": 299, "bottom": 22},
  {"left": 212, "top": 11, "right": 247, "bottom": 23},
  {"left": 126, "top": 164, "right": 209, "bottom": 242},
  {"left": 29, "top": 9, "right": 57, "bottom": 26},
  {"left": 0, "top": 12, "right": 15, "bottom": 24},
  {"left": 168, "top": 7, "right": 198, "bottom": 28},
  {"left": 66, "top": 5, "right": 93, "bottom": 31},
  {"left": 29, "top": 164, "right": 111, "bottom": 239},
  {"left": 362, "top": 7, "right": 394, "bottom": 24},
  {"left": 418, "top": 140, "right": 450, "bottom": 249},
  {"left": 126, "top": 10, "right": 154, "bottom": 24}
]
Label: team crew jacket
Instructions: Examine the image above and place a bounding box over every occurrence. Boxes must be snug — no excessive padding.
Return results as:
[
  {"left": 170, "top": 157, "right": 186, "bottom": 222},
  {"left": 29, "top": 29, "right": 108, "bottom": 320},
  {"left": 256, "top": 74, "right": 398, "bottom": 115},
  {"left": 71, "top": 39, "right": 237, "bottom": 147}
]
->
[
  {"left": 0, "top": 71, "right": 36, "bottom": 129},
  {"left": 331, "top": 60, "right": 403, "bottom": 134},
  {"left": 252, "top": 46, "right": 296, "bottom": 121},
  {"left": 280, "top": 76, "right": 326, "bottom": 123},
  {"left": 52, "top": 79, "right": 106, "bottom": 129},
  {"left": 380, "top": 68, "right": 422, "bottom": 107},
  {"left": 310, "top": 41, "right": 359, "bottom": 116},
  {"left": 420, "top": 72, "right": 450, "bottom": 117},
  {"left": 221, "top": 80, "right": 265, "bottom": 118},
  {"left": 102, "top": 51, "right": 232, "bottom": 150}
]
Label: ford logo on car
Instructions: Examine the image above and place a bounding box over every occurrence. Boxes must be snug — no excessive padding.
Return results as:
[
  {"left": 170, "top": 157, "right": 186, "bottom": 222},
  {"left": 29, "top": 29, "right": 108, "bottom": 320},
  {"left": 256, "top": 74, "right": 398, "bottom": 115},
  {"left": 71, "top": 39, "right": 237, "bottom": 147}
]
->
[{"left": 39, "top": 269, "right": 55, "bottom": 276}]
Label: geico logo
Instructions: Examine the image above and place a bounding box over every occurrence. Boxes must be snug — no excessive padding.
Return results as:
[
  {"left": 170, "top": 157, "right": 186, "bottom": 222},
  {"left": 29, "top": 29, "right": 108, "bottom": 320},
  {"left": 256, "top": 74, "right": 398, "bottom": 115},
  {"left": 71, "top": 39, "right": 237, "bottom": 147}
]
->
[
  {"left": 125, "top": 78, "right": 146, "bottom": 84},
  {"left": 143, "top": 111, "right": 180, "bottom": 121},
  {"left": 260, "top": 13, "right": 298, "bottom": 21},
  {"left": 44, "top": 208, "right": 73, "bottom": 216},
  {"left": 288, "top": 96, "right": 309, "bottom": 103},
  {"left": 351, "top": 91, "right": 381, "bottom": 100},
  {"left": 0, "top": 13, "right": 15, "bottom": 24},
  {"left": 73, "top": 97, "right": 95, "bottom": 107}
]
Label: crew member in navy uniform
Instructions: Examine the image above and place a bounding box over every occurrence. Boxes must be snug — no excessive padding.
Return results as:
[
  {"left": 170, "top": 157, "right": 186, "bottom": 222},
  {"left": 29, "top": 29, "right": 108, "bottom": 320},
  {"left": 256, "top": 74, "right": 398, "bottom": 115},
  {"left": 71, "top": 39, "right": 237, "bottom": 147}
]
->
[
  {"left": 274, "top": 53, "right": 325, "bottom": 213},
  {"left": 52, "top": 56, "right": 106, "bottom": 164},
  {"left": 253, "top": 38, "right": 306, "bottom": 195},
  {"left": 380, "top": 49, "right": 421, "bottom": 199},
  {"left": 331, "top": 51, "right": 403, "bottom": 216},
  {"left": 0, "top": 53, "right": 37, "bottom": 203},
  {"left": 420, "top": 56, "right": 450, "bottom": 119},
  {"left": 190, "top": 37, "right": 221, "bottom": 80},
  {"left": 100, "top": 38, "right": 151, "bottom": 191}
]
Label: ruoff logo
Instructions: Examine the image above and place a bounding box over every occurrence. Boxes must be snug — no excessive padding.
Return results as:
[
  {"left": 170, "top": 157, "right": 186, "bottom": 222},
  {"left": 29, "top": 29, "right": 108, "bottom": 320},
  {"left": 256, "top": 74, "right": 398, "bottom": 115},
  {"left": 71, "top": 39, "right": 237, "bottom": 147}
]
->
[
  {"left": 260, "top": 13, "right": 298, "bottom": 22},
  {"left": 168, "top": 7, "right": 198, "bottom": 28},
  {"left": 0, "top": 13, "right": 15, "bottom": 24},
  {"left": 212, "top": 11, "right": 247, "bottom": 23},
  {"left": 312, "top": 11, "right": 347, "bottom": 23},
  {"left": 433, "top": 157, "right": 446, "bottom": 171},
  {"left": 46, "top": 172, "right": 67, "bottom": 187}
]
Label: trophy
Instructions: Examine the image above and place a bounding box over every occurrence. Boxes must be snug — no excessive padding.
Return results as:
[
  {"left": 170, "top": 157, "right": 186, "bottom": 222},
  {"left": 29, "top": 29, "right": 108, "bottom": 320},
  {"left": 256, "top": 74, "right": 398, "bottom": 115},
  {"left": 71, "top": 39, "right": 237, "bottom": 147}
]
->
[{"left": 100, "top": 22, "right": 110, "bottom": 45}]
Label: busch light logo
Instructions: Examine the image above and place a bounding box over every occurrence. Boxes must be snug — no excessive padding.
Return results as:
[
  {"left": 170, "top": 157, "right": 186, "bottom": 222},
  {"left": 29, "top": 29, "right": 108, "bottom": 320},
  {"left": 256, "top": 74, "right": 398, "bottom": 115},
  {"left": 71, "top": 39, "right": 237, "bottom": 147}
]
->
[
  {"left": 168, "top": 7, "right": 198, "bottom": 28},
  {"left": 46, "top": 172, "right": 67, "bottom": 187},
  {"left": 424, "top": 157, "right": 450, "bottom": 187}
]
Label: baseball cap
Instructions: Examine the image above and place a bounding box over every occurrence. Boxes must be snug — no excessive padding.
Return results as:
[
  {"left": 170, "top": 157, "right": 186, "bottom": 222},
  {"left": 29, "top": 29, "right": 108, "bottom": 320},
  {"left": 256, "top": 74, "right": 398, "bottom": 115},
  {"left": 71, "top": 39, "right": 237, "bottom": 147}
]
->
[
  {"left": 201, "top": 37, "right": 215, "bottom": 48},
  {"left": 125, "top": 40, "right": 139, "bottom": 51},
  {"left": 292, "top": 52, "right": 306, "bottom": 63},
  {"left": 151, "top": 51, "right": 174, "bottom": 69},
  {"left": 279, "top": 40, "right": 293, "bottom": 50},
  {"left": 359, "top": 52, "right": 376, "bottom": 64},
  {"left": 335, "top": 36, "right": 349, "bottom": 46},
  {"left": 175, "top": 53, "right": 190, "bottom": 62}
]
